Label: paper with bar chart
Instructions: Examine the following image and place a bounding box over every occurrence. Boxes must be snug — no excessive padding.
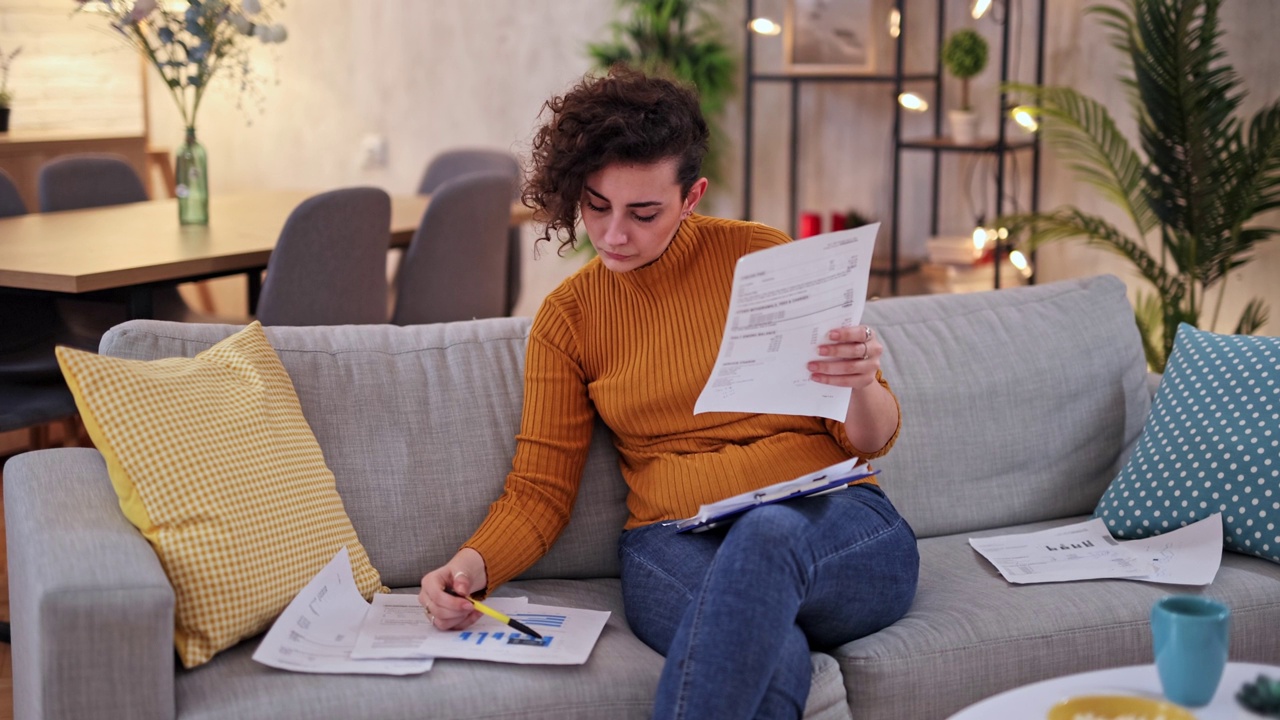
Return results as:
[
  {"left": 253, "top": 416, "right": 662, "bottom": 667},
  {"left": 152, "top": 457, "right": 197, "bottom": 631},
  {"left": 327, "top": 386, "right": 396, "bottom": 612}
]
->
[
  {"left": 349, "top": 594, "right": 529, "bottom": 660},
  {"left": 694, "top": 223, "right": 878, "bottom": 421},
  {"left": 413, "top": 598, "right": 611, "bottom": 665}
]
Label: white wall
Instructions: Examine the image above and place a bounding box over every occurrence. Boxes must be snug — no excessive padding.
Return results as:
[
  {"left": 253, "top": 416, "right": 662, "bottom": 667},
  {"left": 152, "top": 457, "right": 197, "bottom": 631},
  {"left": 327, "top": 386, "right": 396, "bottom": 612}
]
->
[{"left": 2, "top": 0, "right": 1276, "bottom": 329}]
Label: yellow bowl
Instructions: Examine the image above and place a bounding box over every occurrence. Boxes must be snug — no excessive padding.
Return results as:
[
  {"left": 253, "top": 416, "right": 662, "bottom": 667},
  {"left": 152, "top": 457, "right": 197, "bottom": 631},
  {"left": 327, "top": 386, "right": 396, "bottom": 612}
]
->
[{"left": 1047, "top": 695, "right": 1197, "bottom": 720}]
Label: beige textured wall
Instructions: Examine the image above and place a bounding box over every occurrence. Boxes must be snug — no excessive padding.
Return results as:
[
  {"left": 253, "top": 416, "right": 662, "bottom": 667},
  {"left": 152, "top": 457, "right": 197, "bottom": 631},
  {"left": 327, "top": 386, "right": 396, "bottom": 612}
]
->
[{"left": 1, "top": 0, "right": 1276, "bottom": 329}]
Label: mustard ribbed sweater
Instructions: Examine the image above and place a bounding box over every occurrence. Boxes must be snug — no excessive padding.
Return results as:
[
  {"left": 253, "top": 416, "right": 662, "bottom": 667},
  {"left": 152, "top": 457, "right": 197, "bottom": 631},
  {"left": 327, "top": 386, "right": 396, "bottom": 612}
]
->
[{"left": 464, "top": 214, "right": 899, "bottom": 588}]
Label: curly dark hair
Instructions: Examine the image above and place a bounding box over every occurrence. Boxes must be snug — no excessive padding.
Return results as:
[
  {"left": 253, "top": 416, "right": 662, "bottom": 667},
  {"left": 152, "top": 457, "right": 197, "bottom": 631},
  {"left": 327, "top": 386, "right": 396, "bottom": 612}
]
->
[{"left": 523, "top": 67, "right": 710, "bottom": 254}]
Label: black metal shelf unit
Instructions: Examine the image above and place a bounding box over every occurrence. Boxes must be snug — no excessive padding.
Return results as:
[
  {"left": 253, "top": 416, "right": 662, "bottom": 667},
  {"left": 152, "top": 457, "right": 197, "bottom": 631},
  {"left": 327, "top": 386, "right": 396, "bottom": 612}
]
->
[{"left": 740, "top": 0, "right": 1048, "bottom": 295}]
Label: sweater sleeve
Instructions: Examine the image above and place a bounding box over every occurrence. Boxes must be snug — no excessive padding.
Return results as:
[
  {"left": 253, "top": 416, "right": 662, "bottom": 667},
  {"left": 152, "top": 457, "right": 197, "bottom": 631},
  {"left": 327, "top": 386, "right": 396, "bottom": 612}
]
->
[{"left": 463, "top": 295, "right": 596, "bottom": 589}]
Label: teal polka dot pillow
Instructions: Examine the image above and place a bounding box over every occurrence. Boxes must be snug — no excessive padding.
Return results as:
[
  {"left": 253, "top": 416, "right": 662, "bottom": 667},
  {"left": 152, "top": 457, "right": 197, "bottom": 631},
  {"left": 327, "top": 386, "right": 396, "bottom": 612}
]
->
[{"left": 1095, "top": 323, "right": 1280, "bottom": 563}]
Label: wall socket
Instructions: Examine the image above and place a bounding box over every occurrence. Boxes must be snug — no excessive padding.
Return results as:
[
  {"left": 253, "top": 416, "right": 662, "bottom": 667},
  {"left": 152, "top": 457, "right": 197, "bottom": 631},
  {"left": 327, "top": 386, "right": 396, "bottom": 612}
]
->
[{"left": 359, "top": 133, "right": 388, "bottom": 170}]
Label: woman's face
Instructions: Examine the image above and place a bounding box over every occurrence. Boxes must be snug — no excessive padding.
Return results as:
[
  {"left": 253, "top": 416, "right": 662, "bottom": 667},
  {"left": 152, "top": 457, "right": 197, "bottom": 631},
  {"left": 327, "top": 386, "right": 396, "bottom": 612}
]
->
[{"left": 580, "top": 158, "right": 707, "bottom": 272}]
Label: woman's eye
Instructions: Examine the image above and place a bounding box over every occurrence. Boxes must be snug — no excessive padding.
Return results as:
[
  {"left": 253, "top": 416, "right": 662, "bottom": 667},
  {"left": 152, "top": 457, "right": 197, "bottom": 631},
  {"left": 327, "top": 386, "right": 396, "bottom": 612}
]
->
[
  {"left": 634, "top": 213, "right": 658, "bottom": 223},
  {"left": 585, "top": 201, "right": 609, "bottom": 213}
]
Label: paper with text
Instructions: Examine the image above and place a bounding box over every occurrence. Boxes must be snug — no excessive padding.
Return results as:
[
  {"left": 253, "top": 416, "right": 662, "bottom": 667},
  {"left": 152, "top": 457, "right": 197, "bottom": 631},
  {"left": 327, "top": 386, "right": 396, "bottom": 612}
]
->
[
  {"left": 414, "top": 599, "right": 611, "bottom": 665},
  {"left": 694, "top": 224, "right": 879, "bottom": 421},
  {"left": 349, "top": 594, "right": 528, "bottom": 660},
  {"left": 970, "top": 515, "right": 1224, "bottom": 585},
  {"left": 1122, "top": 513, "right": 1224, "bottom": 585},
  {"left": 251, "top": 547, "right": 434, "bottom": 675}
]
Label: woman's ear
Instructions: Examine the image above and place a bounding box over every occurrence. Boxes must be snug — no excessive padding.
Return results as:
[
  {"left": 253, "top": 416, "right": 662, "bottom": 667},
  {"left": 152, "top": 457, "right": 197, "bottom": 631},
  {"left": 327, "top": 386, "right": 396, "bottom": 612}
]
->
[{"left": 682, "top": 177, "right": 709, "bottom": 216}]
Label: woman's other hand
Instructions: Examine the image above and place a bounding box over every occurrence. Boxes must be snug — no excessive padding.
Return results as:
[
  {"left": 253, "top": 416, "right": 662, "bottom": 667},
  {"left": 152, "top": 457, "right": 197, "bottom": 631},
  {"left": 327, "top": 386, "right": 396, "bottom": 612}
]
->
[
  {"left": 809, "top": 325, "right": 881, "bottom": 391},
  {"left": 418, "top": 547, "right": 488, "bottom": 631}
]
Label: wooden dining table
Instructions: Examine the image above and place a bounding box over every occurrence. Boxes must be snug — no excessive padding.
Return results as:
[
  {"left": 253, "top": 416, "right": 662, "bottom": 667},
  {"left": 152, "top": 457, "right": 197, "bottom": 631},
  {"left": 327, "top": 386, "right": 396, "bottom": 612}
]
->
[{"left": 0, "top": 190, "right": 535, "bottom": 318}]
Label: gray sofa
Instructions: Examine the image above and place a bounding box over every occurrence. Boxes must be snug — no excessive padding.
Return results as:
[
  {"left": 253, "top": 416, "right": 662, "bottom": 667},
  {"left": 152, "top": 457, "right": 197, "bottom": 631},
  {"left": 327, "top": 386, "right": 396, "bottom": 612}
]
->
[{"left": 7, "top": 274, "right": 1280, "bottom": 720}]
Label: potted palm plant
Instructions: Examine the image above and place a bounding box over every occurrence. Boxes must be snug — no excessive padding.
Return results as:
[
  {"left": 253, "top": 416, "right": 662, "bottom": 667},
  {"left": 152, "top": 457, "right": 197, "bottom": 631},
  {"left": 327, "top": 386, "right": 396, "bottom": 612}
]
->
[
  {"left": 941, "top": 29, "right": 988, "bottom": 144},
  {"left": 588, "top": 0, "right": 737, "bottom": 185},
  {"left": 0, "top": 45, "right": 21, "bottom": 133},
  {"left": 1001, "top": 0, "right": 1280, "bottom": 372}
]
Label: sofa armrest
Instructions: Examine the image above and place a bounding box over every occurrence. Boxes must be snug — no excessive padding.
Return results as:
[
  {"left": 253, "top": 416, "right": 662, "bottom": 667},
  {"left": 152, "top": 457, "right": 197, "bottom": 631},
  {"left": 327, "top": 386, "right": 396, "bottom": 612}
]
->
[{"left": 4, "top": 449, "right": 176, "bottom": 720}]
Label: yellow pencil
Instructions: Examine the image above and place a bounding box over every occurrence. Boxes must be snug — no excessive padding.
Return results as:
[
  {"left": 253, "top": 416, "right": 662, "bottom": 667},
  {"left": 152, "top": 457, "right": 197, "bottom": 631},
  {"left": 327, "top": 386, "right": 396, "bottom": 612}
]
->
[{"left": 444, "top": 587, "right": 543, "bottom": 639}]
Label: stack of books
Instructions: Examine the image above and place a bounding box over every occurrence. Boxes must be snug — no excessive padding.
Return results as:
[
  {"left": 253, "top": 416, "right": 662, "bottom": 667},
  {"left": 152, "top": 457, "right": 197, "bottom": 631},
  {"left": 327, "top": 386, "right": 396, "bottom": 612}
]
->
[{"left": 921, "top": 234, "right": 1026, "bottom": 294}]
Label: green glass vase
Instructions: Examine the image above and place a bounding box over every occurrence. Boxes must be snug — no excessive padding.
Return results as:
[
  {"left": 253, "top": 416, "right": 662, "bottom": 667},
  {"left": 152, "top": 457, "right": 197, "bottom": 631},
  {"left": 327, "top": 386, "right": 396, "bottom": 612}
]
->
[{"left": 175, "top": 127, "right": 209, "bottom": 226}]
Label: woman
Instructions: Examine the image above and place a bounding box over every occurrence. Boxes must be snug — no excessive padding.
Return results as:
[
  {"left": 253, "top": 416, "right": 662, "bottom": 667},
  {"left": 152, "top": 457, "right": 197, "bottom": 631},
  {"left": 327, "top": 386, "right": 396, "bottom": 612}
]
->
[{"left": 419, "top": 68, "right": 918, "bottom": 720}]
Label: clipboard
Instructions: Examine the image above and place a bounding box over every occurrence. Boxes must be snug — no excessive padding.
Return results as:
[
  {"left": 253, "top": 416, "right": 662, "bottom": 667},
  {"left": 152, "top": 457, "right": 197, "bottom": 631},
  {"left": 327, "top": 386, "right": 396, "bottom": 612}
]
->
[{"left": 674, "top": 458, "right": 880, "bottom": 534}]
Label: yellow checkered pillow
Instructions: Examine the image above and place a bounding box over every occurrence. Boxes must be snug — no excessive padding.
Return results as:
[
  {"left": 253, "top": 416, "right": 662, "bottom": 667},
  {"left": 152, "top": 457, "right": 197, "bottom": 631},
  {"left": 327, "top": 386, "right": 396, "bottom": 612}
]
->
[{"left": 56, "top": 321, "right": 383, "bottom": 668}]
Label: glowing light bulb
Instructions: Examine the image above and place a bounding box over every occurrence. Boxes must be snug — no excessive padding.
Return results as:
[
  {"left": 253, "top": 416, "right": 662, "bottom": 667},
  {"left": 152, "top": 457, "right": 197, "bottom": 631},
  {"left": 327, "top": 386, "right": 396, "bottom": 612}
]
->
[
  {"left": 888, "top": 9, "right": 901, "bottom": 39},
  {"left": 1012, "top": 106, "right": 1040, "bottom": 133},
  {"left": 997, "top": 227, "right": 1009, "bottom": 240},
  {"left": 1009, "top": 250, "right": 1033, "bottom": 278},
  {"left": 749, "top": 17, "right": 782, "bottom": 36},
  {"left": 972, "top": 226, "right": 988, "bottom": 251},
  {"left": 898, "top": 92, "right": 929, "bottom": 112},
  {"left": 972, "top": 0, "right": 993, "bottom": 19}
]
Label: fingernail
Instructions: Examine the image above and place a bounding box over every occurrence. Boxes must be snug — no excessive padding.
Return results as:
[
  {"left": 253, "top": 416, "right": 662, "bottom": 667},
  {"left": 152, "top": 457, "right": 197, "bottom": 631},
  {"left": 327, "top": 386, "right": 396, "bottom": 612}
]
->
[
  {"left": 829, "top": 331, "right": 839, "bottom": 340},
  {"left": 818, "top": 346, "right": 829, "bottom": 356}
]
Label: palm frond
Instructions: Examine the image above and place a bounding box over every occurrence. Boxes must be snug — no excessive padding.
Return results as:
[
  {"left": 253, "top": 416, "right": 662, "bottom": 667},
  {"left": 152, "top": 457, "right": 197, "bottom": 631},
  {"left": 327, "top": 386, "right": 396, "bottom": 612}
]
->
[
  {"left": 1243, "top": 101, "right": 1280, "bottom": 213},
  {"left": 1133, "top": 291, "right": 1166, "bottom": 371},
  {"left": 1235, "top": 298, "right": 1270, "bottom": 335},
  {"left": 1134, "top": 0, "right": 1244, "bottom": 251},
  {"left": 1002, "top": 208, "right": 1181, "bottom": 300},
  {"left": 1006, "top": 83, "right": 1154, "bottom": 236}
]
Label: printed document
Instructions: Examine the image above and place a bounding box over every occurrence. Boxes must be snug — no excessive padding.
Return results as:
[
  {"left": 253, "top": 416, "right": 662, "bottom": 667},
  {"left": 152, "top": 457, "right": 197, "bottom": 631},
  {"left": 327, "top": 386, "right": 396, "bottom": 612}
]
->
[
  {"left": 251, "top": 547, "right": 434, "bottom": 675},
  {"left": 970, "top": 514, "right": 1223, "bottom": 585},
  {"left": 694, "top": 223, "right": 878, "bottom": 421},
  {"left": 349, "top": 594, "right": 528, "bottom": 660},
  {"left": 412, "top": 598, "right": 611, "bottom": 665}
]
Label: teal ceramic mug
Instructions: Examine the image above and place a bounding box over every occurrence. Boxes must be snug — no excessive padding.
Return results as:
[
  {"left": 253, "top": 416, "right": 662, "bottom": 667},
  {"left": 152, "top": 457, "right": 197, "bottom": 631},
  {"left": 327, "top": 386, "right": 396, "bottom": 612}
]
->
[{"left": 1151, "top": 595, "right": 1231, "bottom": 707}]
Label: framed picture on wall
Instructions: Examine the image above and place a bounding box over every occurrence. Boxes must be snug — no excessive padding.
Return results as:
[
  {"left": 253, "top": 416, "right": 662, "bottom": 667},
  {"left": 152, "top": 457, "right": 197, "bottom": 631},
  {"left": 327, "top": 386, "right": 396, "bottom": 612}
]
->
[{"left": 784, "top": 0, "right": 876, "bottom": 74}]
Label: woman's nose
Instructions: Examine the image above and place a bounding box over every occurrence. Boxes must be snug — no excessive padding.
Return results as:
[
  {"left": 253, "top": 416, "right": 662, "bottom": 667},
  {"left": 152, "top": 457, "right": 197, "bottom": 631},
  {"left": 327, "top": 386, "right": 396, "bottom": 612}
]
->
[{"left": 603, "top": 218, "right": 627, "bottom": 246}]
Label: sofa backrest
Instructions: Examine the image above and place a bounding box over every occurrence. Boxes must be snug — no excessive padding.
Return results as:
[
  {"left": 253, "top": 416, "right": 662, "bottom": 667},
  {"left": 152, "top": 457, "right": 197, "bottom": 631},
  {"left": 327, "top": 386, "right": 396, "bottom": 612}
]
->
[
  {"left": 100, "top": 317, "right": 629, "bottom": 588},
  {"left": 100, "top": 274, "right": 1150, "bottom": 586},
  {"left": 862, "top": 274, "right": 1150, "bottom": 537}
]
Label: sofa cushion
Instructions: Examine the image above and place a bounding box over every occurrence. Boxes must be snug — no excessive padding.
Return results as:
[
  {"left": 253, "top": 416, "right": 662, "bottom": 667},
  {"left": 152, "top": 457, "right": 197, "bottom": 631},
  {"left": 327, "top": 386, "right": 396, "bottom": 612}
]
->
[
  {"left": 829, "top": 515, "right": 1280, "bottom": 719},
  {"left": 57, "top": 322, "right": 383, "bottom": 668},
  {"left": 863, "top": 275, "right": 1150, "bottom": 538},
  {"left": 99, "top": 319, "right": 631, "bottom": 588},
  {"left": 1096, "top": 324, "right": 1280, "bottom": 563},
  {"left": 175, "top": 578, "right": 851, "bottom": 720}
]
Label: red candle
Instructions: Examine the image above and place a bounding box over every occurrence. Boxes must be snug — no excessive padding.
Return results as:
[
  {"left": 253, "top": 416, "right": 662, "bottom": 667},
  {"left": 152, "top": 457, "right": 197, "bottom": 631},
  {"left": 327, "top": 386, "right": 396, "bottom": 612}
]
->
[
  {"left": 799, "top": 212, "right": 821, "bottom": 238},
  {"left": 830, "top": 212, "right": 847, "bottom": 232}
]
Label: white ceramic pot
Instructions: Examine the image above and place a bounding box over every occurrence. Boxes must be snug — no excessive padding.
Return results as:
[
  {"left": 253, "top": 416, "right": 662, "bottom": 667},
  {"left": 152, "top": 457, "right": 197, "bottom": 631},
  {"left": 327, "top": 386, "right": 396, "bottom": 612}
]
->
[{"left": 948, "top": 109, "right": 978, "bottom": 145}]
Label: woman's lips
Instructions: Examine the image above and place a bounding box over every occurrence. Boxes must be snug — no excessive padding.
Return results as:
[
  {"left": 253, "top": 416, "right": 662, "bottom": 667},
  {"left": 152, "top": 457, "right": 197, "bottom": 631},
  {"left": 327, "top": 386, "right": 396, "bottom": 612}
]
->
[{"left": 601, "top": 250, "right": 631, "bottom": 262}]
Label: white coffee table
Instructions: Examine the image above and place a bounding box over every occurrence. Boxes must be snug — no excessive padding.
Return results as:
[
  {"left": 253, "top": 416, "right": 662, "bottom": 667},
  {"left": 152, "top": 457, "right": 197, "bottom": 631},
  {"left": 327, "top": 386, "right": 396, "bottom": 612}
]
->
[{"left": 948, "top": 662, "right": 1280, "bottom": 719}]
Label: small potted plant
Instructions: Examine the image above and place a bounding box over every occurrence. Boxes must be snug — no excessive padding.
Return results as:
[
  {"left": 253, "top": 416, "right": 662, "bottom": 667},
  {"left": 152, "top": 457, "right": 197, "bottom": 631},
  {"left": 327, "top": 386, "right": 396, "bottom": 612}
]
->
[
  {"left": 0, "top": 44, "right": 20, "bottom": 133},
  {"left": 941, "top": 29, "right": 988, "bottom": 144}
]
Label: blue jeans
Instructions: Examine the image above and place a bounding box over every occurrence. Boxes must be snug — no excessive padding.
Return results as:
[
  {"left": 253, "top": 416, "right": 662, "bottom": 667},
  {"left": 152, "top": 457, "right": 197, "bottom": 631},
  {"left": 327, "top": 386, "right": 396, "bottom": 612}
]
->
[{"left": 618, "top": 483, "right": 919, "bottom": 720}]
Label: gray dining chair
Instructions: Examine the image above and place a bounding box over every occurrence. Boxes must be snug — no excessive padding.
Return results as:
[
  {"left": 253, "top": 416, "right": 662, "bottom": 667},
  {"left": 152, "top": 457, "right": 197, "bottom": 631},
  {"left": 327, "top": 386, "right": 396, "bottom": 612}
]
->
[
  {"left": 256, "top": 187, "right": 392, "bottom": 326},
  {"left": 393, "top": 172, "right": 516, "bottom": 325},
  {"left": 35, "top": 153, "right": 212, "bottom": 325},
  {"left": 37, "top": 153, "right": 149, "bottom": 212},
  {"left": 0, "top": 169, "right": 91, "bottom": 449},
  {"left": 0, "top": 288, "right": 85, "bottom": 451},
  {"left": 417, "top": 148, "right": 523, "bottom": 314},
  {"left": 0, "top": 167, "right": 26, "bottom": 218}
]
